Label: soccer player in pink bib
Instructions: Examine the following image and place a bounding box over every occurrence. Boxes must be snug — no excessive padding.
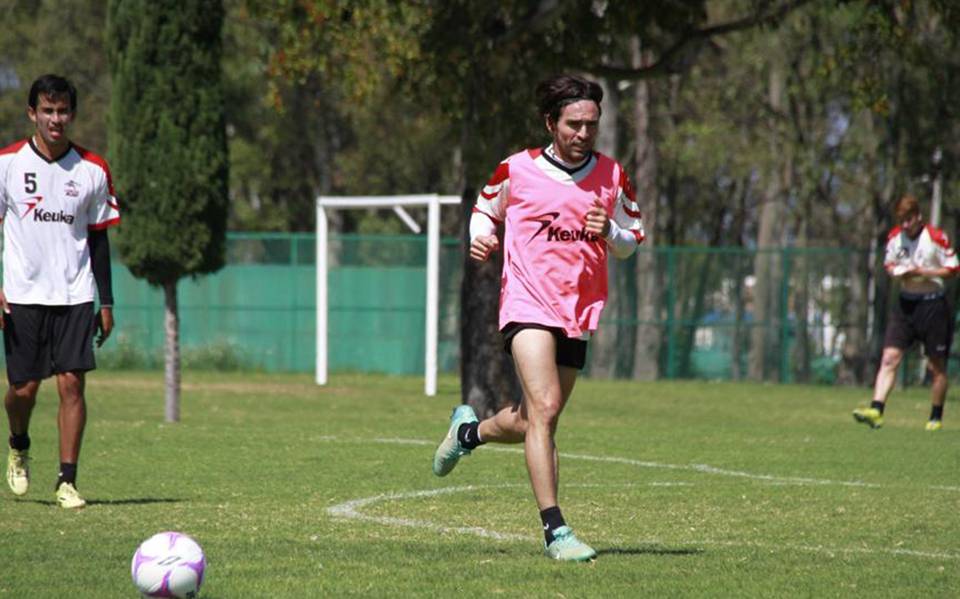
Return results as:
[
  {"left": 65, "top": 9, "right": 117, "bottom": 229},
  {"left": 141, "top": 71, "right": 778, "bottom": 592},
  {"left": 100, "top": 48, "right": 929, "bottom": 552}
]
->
[
  {"left": 1, "top": 75, "right": 120, "bottom": 508},
  {"left": 853, "top": 195, "right": 958, "bottom": 431},
  {"left": 433, "top": 75, "right": 644, "bottom": 561}
]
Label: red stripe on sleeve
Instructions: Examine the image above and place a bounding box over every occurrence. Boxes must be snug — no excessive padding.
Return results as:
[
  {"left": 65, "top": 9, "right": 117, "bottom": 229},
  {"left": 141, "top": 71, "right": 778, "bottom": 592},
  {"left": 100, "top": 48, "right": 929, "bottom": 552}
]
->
[
  {"left": 74, "top": 144, "right": 117, "bottom": 197},
  {"left": 88, "top": 217, "right": 120, "bottom": 231},
  {"left": 485, "top": 161, "right": 509, "bottom": 188},
  {"left": 619, "top": 168, "right": 637, "bottom": 203},
  {"left": 0, "top": 139, "right": 28, "bottom": 156},
  {"left": 927, "top": 225, "right": 953, "bottom": 249},
  {"left": 472, "top": 206, "right": 502, "bottom": 225}
]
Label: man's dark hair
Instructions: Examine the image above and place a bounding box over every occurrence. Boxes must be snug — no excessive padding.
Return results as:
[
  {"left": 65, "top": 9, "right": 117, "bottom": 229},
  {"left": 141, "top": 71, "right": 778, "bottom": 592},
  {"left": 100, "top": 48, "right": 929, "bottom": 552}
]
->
[
  {"left": 536, "top": 75, "right": 603, "bottom": 123},
  {"left": 28, "top": 74, "right": 77, "bottom": 112}
]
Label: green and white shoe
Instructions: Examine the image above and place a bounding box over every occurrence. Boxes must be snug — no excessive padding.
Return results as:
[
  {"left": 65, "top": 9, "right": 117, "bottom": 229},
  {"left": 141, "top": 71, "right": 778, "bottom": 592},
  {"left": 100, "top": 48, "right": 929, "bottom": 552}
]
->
[
  {"left": 56, "top": 482, "right": 86, "bottom": 509},
  {"left": 6, "top": 449, "right": 29, "bottom": 496},
  {"left": 432, "top": 404, "right": 478, "bottom": 477},
  {"left": 544, "top": 526, "right": 597, "bottom": 562}
]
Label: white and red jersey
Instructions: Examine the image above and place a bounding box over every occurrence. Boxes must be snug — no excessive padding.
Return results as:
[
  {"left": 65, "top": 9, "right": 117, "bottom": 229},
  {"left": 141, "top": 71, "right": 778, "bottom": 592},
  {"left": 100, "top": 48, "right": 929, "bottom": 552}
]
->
[
  {"left": 884, "top": 223, "right": 959, "bottom": 294},
  {"left": 0, "top": 138, "right": 120, "bottom": 305},
  {"left": 473, "top": 148, "right": 644, "bottom": 338}
]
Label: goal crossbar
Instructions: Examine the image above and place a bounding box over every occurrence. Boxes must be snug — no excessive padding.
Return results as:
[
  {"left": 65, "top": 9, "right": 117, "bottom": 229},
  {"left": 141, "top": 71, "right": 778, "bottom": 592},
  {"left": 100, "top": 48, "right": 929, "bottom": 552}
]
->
[{"left": 315, "top": 195, "right": 461, "bottom": 396}]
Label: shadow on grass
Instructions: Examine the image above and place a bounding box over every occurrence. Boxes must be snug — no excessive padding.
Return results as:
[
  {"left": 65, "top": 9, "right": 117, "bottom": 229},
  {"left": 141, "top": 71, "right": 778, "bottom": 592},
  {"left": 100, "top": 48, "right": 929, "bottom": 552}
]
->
[
  {"left": 88, "top": 498, "right": 184, "bottom": 506},
  {"left": 597, "top": 545, "right": 704, "bottom": 557},
  {"left": 14, "top": 497, "right": 183, "bottom": 507}
]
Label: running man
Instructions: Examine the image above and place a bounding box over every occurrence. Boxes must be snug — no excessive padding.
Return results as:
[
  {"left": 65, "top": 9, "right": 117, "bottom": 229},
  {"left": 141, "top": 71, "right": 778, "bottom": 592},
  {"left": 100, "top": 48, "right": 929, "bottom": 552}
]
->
[
  {"left": 433, "top": 74, "right": 644, "bottom": 561},
  {"left": 853, "top": 194, "right": 958, "bottom": 430},
  {"left": 1, "top": 74, "right": 120, "bottom": 508}
]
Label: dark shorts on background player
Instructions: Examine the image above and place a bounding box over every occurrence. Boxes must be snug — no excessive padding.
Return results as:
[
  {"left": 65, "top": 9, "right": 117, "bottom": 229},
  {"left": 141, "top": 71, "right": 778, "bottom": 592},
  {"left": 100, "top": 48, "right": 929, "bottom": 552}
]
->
[
  {"left": 502, "top": 322, "right": 588, "bottom": 370},
  {"left": 3, "top": 302, "right": 97, "bottom": 385},
  {"left": 883, "top": 293, "right": 954, "bottom": 359}
]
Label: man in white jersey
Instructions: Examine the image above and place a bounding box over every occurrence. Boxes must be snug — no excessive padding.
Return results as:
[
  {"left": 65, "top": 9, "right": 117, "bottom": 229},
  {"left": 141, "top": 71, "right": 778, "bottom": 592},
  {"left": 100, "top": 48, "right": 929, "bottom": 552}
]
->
[
  {"left": 853, "top": 195, "right": 958, "bottom": 431},
  {"left": 1, "top": 75, "right": 120, "bottom": 508},
  {"left": 432, "top": 75, "right": 644, "bottom": 561}
]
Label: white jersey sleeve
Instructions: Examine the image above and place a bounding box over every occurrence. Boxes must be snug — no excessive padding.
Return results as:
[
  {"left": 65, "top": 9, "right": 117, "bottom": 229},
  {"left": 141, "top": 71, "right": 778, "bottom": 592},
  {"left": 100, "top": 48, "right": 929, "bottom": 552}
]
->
[
  {"left": 0, "top": 141, "right": 25, "bottom": 223},
  {"left": 933, "top": 228, "right": 959, "bottom": 272},
  {"left": 470, "top": 160, "right": 509, "bottom": 241},
  {"left": 883, "top": 230, "right": 905, "bottom": 274},
  {"left": 76, "top": 147, "right": 120, "bottom": 230},
  {"left": 605, "top": 167, "right": 645, "bottom": 258}
]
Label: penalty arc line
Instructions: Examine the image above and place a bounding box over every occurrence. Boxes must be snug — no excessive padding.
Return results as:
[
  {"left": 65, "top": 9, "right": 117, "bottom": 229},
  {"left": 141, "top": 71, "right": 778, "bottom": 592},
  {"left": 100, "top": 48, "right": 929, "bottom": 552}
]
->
[{"left": 326, "top": 483, "right": 960, "bottom": 561}]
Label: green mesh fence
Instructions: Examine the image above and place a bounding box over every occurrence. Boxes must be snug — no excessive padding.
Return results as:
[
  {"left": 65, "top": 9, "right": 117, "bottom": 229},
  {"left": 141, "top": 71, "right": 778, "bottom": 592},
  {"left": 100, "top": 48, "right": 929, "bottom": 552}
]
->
[
  {"left": 103, "top": 233, "right": 463, "bottom": 375},
  {"left": 8, "top": 232, "right": 953, "bottom": 384}
]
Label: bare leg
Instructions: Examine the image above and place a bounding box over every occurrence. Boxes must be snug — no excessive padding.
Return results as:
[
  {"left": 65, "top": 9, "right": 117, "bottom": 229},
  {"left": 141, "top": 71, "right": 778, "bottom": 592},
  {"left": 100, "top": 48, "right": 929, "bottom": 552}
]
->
[
  {"left": 500, "top": 329, "right": 578, "bottom": 511},
  {"left": 872, "top": 347, "right": 903, "bottom": 404},
  {"left": 479, "top": 403, "right": 526, "bottom": 443},
  {"left": 5, "top": 381, "right": 41, "bottom": 437},
  {"left": 56, "top": 372, "right": 86, "bottom": 463},
  {"left": 928, "top": 356, "right": 948, "bottom": 409},
  {"left": 480, "top": 368, "right": 578, "bottom": 444}
]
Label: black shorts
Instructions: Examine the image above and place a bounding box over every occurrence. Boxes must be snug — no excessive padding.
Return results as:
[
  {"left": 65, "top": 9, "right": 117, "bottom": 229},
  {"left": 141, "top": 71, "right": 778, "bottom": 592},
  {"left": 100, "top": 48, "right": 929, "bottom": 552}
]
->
[
  {"left": 883, "top": 293, "right": 954, "bottom": 359},
  {"left": 501, "top": 322, "right": 588, "bottom": 370},
  {"left": 3, "top": 303, "right": 97, "bottom": 385}
]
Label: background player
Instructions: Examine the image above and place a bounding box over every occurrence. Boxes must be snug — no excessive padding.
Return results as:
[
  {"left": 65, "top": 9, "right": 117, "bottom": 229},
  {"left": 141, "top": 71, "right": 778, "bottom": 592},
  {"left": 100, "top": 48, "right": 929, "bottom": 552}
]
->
[
  {"left": 853, "top": 194, "right": 958, "bottom": 430},
  {"left": 1, "top": 74, "right": 120, "bottom": 508}
]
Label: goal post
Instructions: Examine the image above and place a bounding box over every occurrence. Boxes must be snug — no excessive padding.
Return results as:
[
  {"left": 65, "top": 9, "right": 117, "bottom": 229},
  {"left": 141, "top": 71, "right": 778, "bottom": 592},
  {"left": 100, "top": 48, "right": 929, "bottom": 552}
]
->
[{"left": 315, "top": 195, "right": 461, "bottom": 395}]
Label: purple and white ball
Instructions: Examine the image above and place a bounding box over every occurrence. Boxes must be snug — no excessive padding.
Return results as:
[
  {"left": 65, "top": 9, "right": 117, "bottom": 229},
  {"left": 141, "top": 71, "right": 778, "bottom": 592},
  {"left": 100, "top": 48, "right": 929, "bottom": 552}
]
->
[{"left": 131, "top": 531, "right": 206, "bottom": 598}]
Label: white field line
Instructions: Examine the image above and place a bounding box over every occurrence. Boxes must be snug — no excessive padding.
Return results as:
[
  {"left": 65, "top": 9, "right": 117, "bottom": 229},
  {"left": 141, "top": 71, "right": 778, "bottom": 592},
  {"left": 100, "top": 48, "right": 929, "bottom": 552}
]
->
[
  {"left": 326, "top": 483, "right": 960, "bottom": 561},
  {"left": 327, "top": 485, "right": 529, "bottom": 541},
  {"left": 371, "top": 437, "right": 960, "bottom": 492},
  {"left": 326, "top": 437, "right": 960, "bottom": 560}
]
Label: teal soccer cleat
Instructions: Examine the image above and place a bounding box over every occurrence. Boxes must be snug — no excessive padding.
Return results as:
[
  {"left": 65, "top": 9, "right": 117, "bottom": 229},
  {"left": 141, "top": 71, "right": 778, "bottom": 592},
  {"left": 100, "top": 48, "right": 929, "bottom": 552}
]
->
[
  {"left": 544, "top": 526, "right": 597, "bottom": 562},
  {"left": 432, "top": 404, "right": 478, "bottom": 477}
]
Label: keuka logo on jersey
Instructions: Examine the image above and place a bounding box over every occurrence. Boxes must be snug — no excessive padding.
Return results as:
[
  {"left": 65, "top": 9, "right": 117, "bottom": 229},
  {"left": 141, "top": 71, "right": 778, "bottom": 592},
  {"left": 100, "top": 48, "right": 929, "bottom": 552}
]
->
[
  {"left": 33, "top": 207, "right": 76, "bottom": 225},
  {"left": 527, "top": 211, "right": 600, "bottom": 244}
]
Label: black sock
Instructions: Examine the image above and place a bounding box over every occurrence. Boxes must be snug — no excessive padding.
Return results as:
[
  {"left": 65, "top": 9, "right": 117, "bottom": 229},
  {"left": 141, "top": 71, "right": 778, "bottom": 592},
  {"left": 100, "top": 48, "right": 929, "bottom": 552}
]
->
[
  {"left": 540, "top": 506, "right": 566, "bottom": 544},
  {"left": 57, "top": 463, "right": 77, "bottom": 488},
  {"left": 9, "top": 433, "right": 30, "bottom": 451},
  {"left": 930, "top": 405, "right": 944, "bottom": 421},
  {"left": 457, "top": 422, "right": 484, "bottom": 450},
  {"left": 870, "top": 400, "right": 885, "bottom": 414}
]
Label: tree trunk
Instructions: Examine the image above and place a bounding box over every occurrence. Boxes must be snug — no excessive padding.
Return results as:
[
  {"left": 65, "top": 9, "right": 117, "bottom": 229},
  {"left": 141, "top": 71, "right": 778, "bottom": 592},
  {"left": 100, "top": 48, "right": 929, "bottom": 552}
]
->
[
  {"left": 748, "top": 189, "right": 783, "bottom": 381},
  {"left": 749, "top": 63, "right": 788, "bottom": 381},
  {"left": 631, "top": 36, "right": 661, "bottom": 380},
  {"left": 164, "top": 281, "right": 181, "bottom": 423},
  {"left": 589, "top": 78, "right": 620, "bottom": 378},
  {"left": 838, "top": 245, "right": 871, "bottom": 384},
  {"left": 793, "top": 221, "right": 810, "bottom": 383},
  {"left": 458, "top": 185, "right": 519, "bottom": 417}
]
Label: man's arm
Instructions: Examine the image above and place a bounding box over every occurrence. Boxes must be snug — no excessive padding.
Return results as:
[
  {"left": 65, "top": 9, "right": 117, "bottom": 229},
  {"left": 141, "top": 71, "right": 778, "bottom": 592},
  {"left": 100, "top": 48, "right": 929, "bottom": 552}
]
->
[
  {"left": 88, "top": 229, "right": 114, "bottom": 346},
  {"left": 469, "top": 161, "right": 509, "bottom": 262},
  {"left": 597, "top": 169, "right": 644, "bottom": 259}
]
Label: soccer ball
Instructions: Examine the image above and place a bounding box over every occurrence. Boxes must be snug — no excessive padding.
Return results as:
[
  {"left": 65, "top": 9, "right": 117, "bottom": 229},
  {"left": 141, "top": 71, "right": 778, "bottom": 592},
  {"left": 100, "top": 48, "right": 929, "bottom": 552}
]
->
[{"left": 131, "top": 531, "right": 206, "bottom": 598}]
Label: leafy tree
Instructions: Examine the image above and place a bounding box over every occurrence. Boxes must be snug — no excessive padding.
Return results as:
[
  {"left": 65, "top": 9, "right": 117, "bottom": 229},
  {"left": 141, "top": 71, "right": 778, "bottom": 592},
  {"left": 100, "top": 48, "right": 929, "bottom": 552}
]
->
[
  {"left": 107, "top": 0, "right": 229, "bottom": 421},
  {"left": 0, "top": 1, "right": 110, "bottom": 150}
]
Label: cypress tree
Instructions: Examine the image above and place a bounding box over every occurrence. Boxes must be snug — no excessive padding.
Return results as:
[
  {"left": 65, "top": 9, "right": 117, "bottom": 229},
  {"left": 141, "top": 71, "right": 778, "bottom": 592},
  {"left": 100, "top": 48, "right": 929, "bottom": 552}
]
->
[{"left": 107, "top": 0, "right": 228, "bottom": 421}]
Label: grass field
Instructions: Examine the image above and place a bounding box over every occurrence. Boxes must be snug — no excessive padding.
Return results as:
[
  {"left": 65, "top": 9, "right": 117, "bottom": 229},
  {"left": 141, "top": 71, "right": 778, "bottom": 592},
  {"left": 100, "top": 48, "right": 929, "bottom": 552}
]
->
[{"left": 1, "top": 370, "right": 957, "bottom": 598}]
